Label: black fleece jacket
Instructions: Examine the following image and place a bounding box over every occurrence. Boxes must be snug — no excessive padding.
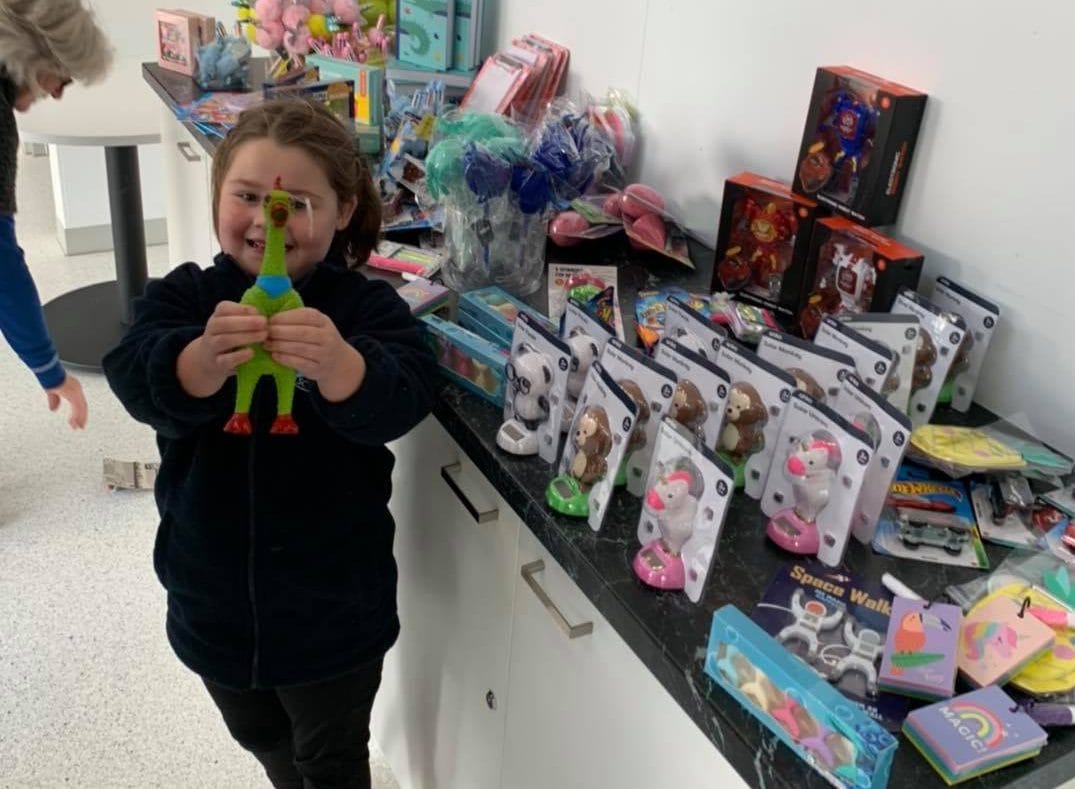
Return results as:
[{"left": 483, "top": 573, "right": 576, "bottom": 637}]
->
[{"left": 103, "top": 252, "right": 437, "bottom": 689}]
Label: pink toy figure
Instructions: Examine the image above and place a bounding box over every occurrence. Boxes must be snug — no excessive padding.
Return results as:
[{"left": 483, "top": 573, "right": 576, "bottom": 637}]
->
[
  {"left": 634, "top": 469, "right": 699, "bottom": 590},
  {"left": 366, "top": 14, "right": 391, "bottom": 57},
  {"left": 766, "top": 435, "right": 842, "bottom": 555}
]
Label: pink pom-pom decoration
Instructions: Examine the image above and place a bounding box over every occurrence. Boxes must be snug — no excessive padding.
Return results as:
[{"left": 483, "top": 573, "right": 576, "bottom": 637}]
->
[
  {"left": 254, "top": 0, "right": 283, "bottom": 23},
  {"left": 255, "top": 20, "right": 284, "bottom": 49},
  {"left": 284, "top": 26, "right": 313, "bottom": 55},
  {"left": 281, "top": 3, "right": 310, "bottom": 28},
  {"left": 332, "top": 0, "right": 361, "bottom": 24},
  {"left": 307, "top": 0, "right": 329, "bottom": 13}
]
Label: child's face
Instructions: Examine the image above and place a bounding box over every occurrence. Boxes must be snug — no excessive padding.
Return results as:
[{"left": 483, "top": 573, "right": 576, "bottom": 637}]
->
[{"left": 217, "top": 139, "right": 357, "bottom": 279}]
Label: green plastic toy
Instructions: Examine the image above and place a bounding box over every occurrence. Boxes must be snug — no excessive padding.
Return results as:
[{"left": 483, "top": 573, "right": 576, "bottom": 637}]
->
[{"left": 223, "top": 178, "right": 303, "bottom": 436}]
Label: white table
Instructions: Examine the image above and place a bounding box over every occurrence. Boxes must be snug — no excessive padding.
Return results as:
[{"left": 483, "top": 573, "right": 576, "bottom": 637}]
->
[{"left": 17, "top": 60, "right": 161, "bottom": 370}]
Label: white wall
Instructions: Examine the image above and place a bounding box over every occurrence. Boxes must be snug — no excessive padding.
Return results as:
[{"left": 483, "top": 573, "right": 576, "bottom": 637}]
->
[{"left": 491, "top": 0, "right": 1075, "bottom": 457}]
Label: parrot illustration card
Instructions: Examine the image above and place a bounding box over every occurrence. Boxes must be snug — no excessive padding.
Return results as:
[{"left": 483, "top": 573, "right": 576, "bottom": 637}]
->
[
  {"left": 957, "top": 596, "right": 1055, "bottom": 688},
  {"left": 902, "top": 685, "right": 1047, "bottom": 783},
  {"left": 750, "top": 561, "right": 910, "bottom": 730},
  {"left": 879, "top": 597, "right": 961, "bottom": 700}
]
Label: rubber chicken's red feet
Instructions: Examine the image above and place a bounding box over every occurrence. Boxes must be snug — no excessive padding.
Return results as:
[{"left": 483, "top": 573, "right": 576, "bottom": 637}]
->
[
  {"left": 223, "top": 413, "right": 253, "bottom": 435},
  {"left": 270, "top": 415, "right": 299, "bottom": 435}
]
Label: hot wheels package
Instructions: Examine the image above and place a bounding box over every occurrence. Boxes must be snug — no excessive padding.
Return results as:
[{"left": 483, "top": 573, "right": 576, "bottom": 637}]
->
[
  {"left": 598, "top": 338, "right": 677, "bottom": 497},
  {"left": 654, "top": 337, "right": 731, "bottom": 450},
  {"left": 930, "top": 278, "right": 1000, "bottom": 413},
  {"left": 761, "top": 390, "right": 873, "bottom": 567},
  {"left": 663, "top": 294, "right": 727, "bottom": 361},
  {"left": 560, "top": 298, "right": 616, "bottom": 431},
  {"left": 634, "top": 417, "right": 735, "bottom": 602},
  {"left": 497, "top": 312, "right": 572, "bottom": 463},
  {"left": 715, "top": 340, "right": 797, "bottom": 497},
  {"left": 547, "top": 362, "right": 639, "bottom": 530},
  {"left": 833, "top": 372, "right": 912, "bottom": 544},
  {"left": 815, "top": 315, "right": 897, "bottom": 397},
  {"left": 757, "top": 329, "right": 855, "bottom": 405},
  {"left": 890, "top": 289, "right": 967, "bottom": 427}
]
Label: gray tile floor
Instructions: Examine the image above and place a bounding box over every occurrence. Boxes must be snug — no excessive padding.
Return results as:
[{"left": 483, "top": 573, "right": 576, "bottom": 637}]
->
[{"left": 0, "top": 150, "right": 399, "bottom": 789}]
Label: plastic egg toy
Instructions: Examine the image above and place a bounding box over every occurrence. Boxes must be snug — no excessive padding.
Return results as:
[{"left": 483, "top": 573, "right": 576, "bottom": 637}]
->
[
  {"left": 620, "top": 184, "right": 665, "bottom": 220},
  {"left": 630, "top": 213, "right": 667, "bottom": 250},
  {"left": 549, "top": 211, "right": 590, "bottom": 247}
]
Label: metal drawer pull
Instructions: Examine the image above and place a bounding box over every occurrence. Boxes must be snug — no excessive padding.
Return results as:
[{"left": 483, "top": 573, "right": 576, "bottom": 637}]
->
[
  {"left": 520, "top": 560, "right": 593, "bottom": 639},
  {"left": 177, "top": 141, "right": 201, "bottom": 162},
  {"left": 440, "top": 462, "right": 498, "bottom": 524}
]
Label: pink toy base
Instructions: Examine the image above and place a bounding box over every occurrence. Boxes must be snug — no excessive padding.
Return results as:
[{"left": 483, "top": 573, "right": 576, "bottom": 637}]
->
[
  {"left": 766, "top": 509, "right": 819, "bottom": 555},
  {"left": 633, "top": 540, "right": 686, "bottom": 590}
]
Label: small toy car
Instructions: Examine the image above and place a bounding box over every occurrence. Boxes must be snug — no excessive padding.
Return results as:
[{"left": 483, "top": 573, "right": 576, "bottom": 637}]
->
[
  {"left": 988, "top": 475, "right": 1034, "bottom": 524},
  {"left": 895, "top": 507, "right": 971, "bottom": 555}
]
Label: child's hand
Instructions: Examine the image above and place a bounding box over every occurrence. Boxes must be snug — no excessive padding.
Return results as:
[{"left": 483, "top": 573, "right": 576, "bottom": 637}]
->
[
  {"left": 177, "top": 302, "right": 267, "bottom": 398},
  {"left": 265, "top": 308, "right": 366, "bottom": 402},
  {"left": 46, "top": 374, "right": 87, "bottom": 430}
]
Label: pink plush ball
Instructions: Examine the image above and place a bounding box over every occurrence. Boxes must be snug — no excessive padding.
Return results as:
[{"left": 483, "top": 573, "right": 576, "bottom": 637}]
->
[
  {"left": 332, "top": 0, "right": 361, "bottom": 24},
  {"left": 548, "top": 211, "right": 590, "bottom": 247},
  {"left": 601, "top": 192, "right": 622, "bottom": 218},
  {"left": 256, "top": 21, "right": 284, "bottom": 49},
  {"left": 285, "top": 26, "right": 312, "bottom": 55},
  {"left": 308, "top": 0, "right": 329, "bottom": 13},
  {"left": 281, "top": 4, "right": 309, "bottom": 27},
  {"left": 620, "top": 184, "right": 665, "bottom": 220},
  {"left": 254, "top": 0, "right": 283, "bottom": 22},
  {"left": 630, "top": 213, "right": 667, "bottom": 250}
]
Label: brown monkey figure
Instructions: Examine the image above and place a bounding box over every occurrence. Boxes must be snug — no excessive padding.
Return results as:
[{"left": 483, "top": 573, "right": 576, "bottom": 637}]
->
[
  {"left": 719, "top": 382, "right": 768, "bottom": 462},
  {"left": 569, "top": 406, "right": 612, "bottom": 490},
  {"left": 617, "top": 379, "right": 650, "bottom": 455},
  {"left": 786, "top": 367, "right": 826, "bottom": 403},
  {"left": 911, "top": 330, "right": 937, "bottom": 394},
  {"left": 670, "top": 379, "right": 708, "bottom": 442}
]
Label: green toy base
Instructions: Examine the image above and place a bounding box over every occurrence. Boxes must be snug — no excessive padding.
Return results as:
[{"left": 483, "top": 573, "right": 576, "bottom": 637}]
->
[
  {"left": 546, "top": 475, "right": 591, "bottom": 517},
  {"left": 937, "top": 379, "right": 954, "bottom": 404},
  {"left": 614, "top": 457, "right": 628, "bottom": 487},
  {"left": 719, "top": 452, "right": 748, "bottom": 488}
]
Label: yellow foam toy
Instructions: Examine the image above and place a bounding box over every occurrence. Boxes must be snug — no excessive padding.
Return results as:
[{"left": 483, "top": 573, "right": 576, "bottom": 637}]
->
[{"left": 909, "top": 425, "right": 1025, "bottom": 470}]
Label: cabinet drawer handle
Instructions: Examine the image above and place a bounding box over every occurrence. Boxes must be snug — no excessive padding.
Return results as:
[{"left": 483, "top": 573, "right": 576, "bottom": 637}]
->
[
  {"left": 440, "top": 462, "right": 498, "bottom": 524},
  {"left": 520, "top": 560, "right": 593, "bottom": 639},
  {"left": 177, "top": 141, "right": 201, "bottom": 162}
]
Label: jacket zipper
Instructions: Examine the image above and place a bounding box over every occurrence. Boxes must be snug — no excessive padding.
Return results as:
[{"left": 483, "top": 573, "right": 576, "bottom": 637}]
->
[{"left": 247, "top": 430, "right": 260, "bottom": 688}]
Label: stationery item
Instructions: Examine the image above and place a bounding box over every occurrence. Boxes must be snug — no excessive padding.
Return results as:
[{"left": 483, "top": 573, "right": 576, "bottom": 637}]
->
[
  {"left": 708, "top": 605, "right": 898, "bottom": 788},
  {"left": 263, "top": 79, "right": 355, "bottom": 126},
  {"left": 367, "top": 240, "right": 444, "bottom": 278},
  {"left": 395, "top": 277, "right": 450, "bottom": 316},
  {"left": 305, "top": 54, "right": 384, "bottom": 126},
  {"left": 451, "top": 0, "right": 484, "bottom": 71},
  {"left": 957, "top": 595, "right": 1054, "bottom": 688},
  {"left": 460, "top": 53, "right": 528, "bottom": 114},
  {"left": 751, "top": 562, "right": 910, "bottom": 731},
  {"left": 155, "top": 9, "right": 211, "bottom": 77},
  {"left": 420, "top": 314, "right": 508, "bottom": 407},
  {"left": 881, "top": 573, "right": 923, "bottom": 601},
  {"left": 1019, "top": 701, "right": 1075, "bottom": 728},
  {"left": 879, "top": 597, "right": 961, "bottom": 700},
  {"left": 902, "top": 685, "right": 1047, "bottom": 785},
  {"left": 397, "top": 0, "right": 455, "bottom": 70},
  {"left": 457, "top": 286, "right": 554, "bottom": 350}
]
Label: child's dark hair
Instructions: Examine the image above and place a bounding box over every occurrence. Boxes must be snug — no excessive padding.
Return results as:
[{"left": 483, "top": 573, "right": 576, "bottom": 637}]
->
[{"left": 211, "top": 98, "right": 381, "bottom": 266}]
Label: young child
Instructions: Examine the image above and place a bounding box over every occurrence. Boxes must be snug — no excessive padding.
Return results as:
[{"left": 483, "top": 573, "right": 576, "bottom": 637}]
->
[
  {"left": 103, "top": 98, "right": 438, "bottom": 789},
  {"left": 0, "top": 0, "right": 112, "bottom": 428}
]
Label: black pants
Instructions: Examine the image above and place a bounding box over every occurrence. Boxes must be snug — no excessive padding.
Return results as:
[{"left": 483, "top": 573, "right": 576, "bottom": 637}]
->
[{"left": 204, "top": 656, "right": 384, "bottom": 789}]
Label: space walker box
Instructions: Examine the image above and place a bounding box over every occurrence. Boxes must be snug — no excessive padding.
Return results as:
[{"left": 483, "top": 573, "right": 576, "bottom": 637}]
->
[
  {"left": 793, "top": 66, "right": 927, "bottom": 227},
  {"left": 750, "top": 561, "right": 910, "bottom": 732}
]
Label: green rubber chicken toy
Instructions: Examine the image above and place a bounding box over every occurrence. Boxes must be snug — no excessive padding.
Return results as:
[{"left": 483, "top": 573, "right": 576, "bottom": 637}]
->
[{"left": 223, "top": 177, "right": 303, "bottom": 436}]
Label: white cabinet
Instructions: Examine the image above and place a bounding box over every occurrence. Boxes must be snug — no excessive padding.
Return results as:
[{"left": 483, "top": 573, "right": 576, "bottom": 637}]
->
[
  {"left": 376, "top": 417, "right": 520, "bottom": 789},
  {"left": 159, "top": 106, "right": 218, "bottom": 266},
  {"left": 498, "top": 526, "right": 746, "bottom": 789}
]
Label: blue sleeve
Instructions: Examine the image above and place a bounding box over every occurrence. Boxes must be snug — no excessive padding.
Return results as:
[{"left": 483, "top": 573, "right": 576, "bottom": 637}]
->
[
  {"left": 0, "top": 214, "right": 66, "bottom": 389},
  {"left": 310, "top": 279, "right": 438, "bottom": 445}
]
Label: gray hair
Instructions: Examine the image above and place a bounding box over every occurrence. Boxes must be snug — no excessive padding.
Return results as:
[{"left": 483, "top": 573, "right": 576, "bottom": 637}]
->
[{"left": 0, "top": 0, "right": 112, "bottom": 90}]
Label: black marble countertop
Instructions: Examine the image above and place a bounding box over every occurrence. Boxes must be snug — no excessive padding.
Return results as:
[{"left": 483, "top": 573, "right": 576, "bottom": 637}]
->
[{"left": 142, "top": 63, "right": 1073, "bottom": 788}]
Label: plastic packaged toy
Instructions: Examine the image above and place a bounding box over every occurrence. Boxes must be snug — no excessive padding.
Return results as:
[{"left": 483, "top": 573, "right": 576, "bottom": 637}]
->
[
  {"left": 597, "top": 338, "right": 677, "bottom": 497},
  {"left": 421, "top": 314, "right": 509, "bottom": 407},
  {"left": 709, "top": 293, "right": 780, "bottom": 345},
  {"left": 707, "top": 603, "right": 898, "bottom": 787},
  {"left": 833, "top": 372, "right": 912, "bottom": 544},
  {"left": 634, "top": 289, "right": 710, "bottom": 354},
  {"left": 548, "top": 264, "right": 624, "bottom": 340},
  {"left": 751, "top": 562, "right": 911, "bottom": 732},
  {"left": 654, "top": 338, "right": 731, "bottom": 449},
  {"left": 758, "top": 329, "right": 856, "bottom": 406},
  {"left": 761, "top": 391, "right": 873, "bottom": 565},
  {"left": 815, "top": 315, "right": 897, "bottom": 397},
  {"left": 663, "top": 294, "right": 726, "bottom": 361},
  {"left": 633, "top": 417, "right": 734, "bottom": 599},
  {"left": 715, "top": 340, "right": 796, "bottom": 495},
  {"left": 930, "top": 278, "right": 1000, "bottom": 413},
  {"left": 798, "top": 219, "right": 924, "bottom": 339},
  {"left": 560, "top": 297, "right": 616, "bottom": 431},
  {"left": 458, "top": 285, "right": 555, "bottom": 350},
  {"left": 890, "top": 289, "right": 968, "bottom": 427},
  {"left": 711, "top": 172, "right": 820, "bottom": 318},
  {"left": 793, "top": 66, "right": 927, "bottom": 227},
  {"left": 970, "top": 478, "right": 1040, "bottom": 549},
  {"left": 841, "top": 313, "right": 920, "bottom": 413},
  {"left": 908, "top": 425, "right": 1026, "bottom": 478},
  {"left": 496, "top": 312, "right": 572, "bottom": 461},
  {"left": 547, "top": 362, "right": 638, "bottom": 528}
]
